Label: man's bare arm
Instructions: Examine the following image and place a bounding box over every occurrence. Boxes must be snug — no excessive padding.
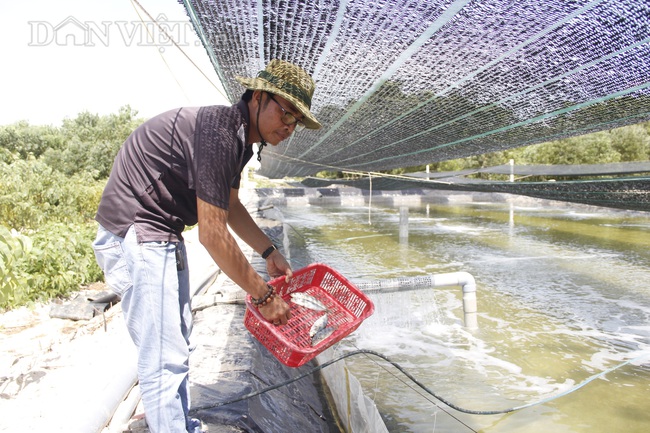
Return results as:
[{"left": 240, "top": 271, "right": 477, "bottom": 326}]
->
[
  {"left": 197, "top": 195, "right": 290, "bottom": 323},
  {"left": 227, "top": 188, "right": 293, "bottom": 281}
]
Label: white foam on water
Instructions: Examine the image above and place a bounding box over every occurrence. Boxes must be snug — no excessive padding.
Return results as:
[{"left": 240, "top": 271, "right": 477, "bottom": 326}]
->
[{"left": 432, "top": 223, "right": 492, "bottom": 235}]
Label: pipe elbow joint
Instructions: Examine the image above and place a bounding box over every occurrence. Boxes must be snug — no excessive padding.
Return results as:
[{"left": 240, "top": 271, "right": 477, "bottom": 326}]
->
[{"left": 456, "top": 271, "right": 477, "bottom": 295}]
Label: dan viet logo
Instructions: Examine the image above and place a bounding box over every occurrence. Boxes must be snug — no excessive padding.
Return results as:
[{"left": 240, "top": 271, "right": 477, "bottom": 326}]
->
[{"left": 28, "top": 14, "right": 201, "bottom": 51}]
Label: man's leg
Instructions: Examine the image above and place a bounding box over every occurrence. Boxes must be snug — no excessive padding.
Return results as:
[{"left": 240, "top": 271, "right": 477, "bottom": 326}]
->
[{"left": 120, "top": 226, "right": 192, "bottom": 433}]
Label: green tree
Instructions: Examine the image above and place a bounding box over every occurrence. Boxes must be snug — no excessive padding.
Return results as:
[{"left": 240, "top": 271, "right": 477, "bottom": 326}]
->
[
  {"left": 0, "top": 121, "right": 65, "bottom": 159},
  {"left": 60, "top": 105, "right": 140, "bottom": 144},
  {"left": 609, "top": 124, "right": 649, "bottom": 161},
  {"left": 41, "top": 137, "right": 120, "bottom": 179},
  {"left": 51, "top": 105, "right": 142, "bottom": 178},
  {"left": 521, "top": 131, "right": 620, "bottom": 165}
]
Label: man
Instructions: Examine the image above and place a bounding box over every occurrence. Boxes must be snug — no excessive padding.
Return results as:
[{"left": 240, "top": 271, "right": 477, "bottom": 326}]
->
[{"left": 92, "top": 59, "right": 321, "bottom": 433}]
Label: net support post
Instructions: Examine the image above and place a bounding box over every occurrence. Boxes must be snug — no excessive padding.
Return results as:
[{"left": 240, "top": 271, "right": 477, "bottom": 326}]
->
[{"left": 399, "top": 206, "right": 409, "bottom": 241}]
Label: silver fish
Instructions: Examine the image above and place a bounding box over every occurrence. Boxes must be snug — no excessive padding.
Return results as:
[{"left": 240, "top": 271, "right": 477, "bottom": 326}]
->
[
  {"left": 291, "top": 292, "right": 328, "bottom": 312},
  {"left": 311, "top": 326, "right": 336, "bottom": 346},
  {"left": 309, "top": 314, "right": 329, "bottom": 338}
]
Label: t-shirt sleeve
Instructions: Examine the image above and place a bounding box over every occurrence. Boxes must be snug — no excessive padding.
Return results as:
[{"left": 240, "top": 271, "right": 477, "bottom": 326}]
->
[{"left": 194, "top": 107, "right": 242, "bottom": 210}]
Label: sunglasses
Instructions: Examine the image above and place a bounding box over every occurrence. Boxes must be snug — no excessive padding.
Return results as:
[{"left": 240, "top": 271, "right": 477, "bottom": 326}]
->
[{"left": 267, "top": 93, "right": 306, "bottom": 132}]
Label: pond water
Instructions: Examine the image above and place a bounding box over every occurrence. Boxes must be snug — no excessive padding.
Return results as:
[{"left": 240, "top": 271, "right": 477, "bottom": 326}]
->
[{"left": 263, "top": 194, "right": 650, "bottom": 433}]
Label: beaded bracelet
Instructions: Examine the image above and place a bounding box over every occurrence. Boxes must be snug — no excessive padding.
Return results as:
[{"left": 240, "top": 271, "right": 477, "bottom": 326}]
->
[{"left": 251, "top": 284, "right": 275, "bottom": 307}]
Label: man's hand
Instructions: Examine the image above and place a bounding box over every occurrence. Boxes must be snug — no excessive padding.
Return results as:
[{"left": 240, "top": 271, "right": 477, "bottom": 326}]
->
[
  {"left": 265, "top": 250, "right": 293, "bottom": 282},
  {"left": 258, "top": 294, "right": 291, "bottom": 325}
]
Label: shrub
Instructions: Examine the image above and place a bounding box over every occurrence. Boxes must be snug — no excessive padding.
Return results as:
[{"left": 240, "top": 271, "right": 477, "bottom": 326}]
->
[
  {"left": 0, "top": 158, "right": 105, "bottom": 230},
  {"left": 0, "top": 226, "right": 33, "bottom": 309},
  {"left": 0, "top": 222, "right": 102, "bottom": 310}
]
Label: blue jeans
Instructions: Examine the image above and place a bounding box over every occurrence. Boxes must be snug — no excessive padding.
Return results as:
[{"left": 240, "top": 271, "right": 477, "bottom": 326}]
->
[{"left": 92, "top": 224, "right": 193, "bottom": 433}]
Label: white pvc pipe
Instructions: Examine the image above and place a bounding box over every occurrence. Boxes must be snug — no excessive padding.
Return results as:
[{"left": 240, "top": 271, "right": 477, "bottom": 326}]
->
[
  {"left": 74, "top": 335, "right": 139, "bottom": 433},
  {"left": 107, "top": 385, "right": 141, "bottom": 433},
  {"left": 355, "top": 272, "right": 478, "bottom": 329}
]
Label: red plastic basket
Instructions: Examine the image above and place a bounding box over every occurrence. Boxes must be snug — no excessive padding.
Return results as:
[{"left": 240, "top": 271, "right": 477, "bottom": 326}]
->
[{"left": 244, "top": 263, "right": 374, "bottom": 367}]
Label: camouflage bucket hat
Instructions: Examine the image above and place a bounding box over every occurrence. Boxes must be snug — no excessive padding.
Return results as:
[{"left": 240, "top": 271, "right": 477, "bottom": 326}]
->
[{"left": 236, "top": 59, "right": 321, "bottom": 130}]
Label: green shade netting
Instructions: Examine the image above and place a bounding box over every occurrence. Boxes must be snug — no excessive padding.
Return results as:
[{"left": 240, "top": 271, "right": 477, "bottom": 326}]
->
[{"left": 180, "top": 0, "right": 650, "bottom": 211}]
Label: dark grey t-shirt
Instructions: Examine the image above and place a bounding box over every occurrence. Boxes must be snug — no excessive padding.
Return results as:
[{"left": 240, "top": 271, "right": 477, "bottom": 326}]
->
[{"left": 96, "top": 100, "right": 253, "bottom": 242}]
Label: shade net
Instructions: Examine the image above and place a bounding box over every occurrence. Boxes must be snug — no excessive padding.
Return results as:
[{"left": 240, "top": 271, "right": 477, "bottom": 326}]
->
[{"left": 180, "top": 0, "right": 650, "bottom": 211}]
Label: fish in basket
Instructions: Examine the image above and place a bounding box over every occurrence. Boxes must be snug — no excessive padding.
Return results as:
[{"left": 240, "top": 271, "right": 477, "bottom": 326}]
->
[{"left": 244, "top": 263, "right": 374, "bottom": 367}]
